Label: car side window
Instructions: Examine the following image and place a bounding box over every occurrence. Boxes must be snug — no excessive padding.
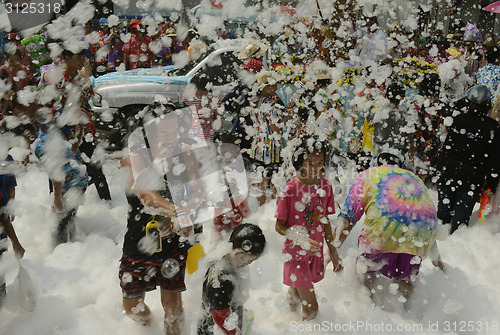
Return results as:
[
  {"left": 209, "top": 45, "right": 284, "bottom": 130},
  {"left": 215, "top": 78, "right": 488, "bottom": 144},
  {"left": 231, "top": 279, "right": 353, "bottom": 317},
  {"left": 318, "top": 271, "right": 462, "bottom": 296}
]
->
[{"left": 204, "top": 51, "right": 241, "bottom": 86}]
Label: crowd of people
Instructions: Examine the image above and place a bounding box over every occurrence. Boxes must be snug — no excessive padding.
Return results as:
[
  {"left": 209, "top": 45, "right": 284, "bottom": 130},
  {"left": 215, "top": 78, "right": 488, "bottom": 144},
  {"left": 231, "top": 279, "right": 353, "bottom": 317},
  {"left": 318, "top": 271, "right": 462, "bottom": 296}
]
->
[{"left": 1, "top": 1, "right": 500, "bottom": 334}]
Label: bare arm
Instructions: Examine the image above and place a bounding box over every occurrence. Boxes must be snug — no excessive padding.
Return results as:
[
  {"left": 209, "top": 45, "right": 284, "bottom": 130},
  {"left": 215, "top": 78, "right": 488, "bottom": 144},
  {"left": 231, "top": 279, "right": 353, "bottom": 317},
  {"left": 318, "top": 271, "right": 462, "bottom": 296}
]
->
[
  {"left": 275, "top": 218, "right": 288, "bottom": 236},
  {"left": 2, "top": 220, "right": 25, "bottom": 258},
  {"left": 324, "top": 220, "right": 336, "bottom": 253},
  {"left": 276, "top": 218, "right": 320, "bottom": 254},
  {"left": 121, "top": 155, "right": 176, "bottom": 216},
  {"left": 333, "top": 217, "right": 353, "bottom": 248},
  {"left": 123, "top": 52, "right": 129, "bottom": 70},
  {"left": 179, "top": 143, "right": 205, "bottom": 214},
  {"left": 53, "top": 180, "right": 64, "bottom": 213},
  {"left": 7, "top": 186, "right": 15, "bottom": 221},
  {"left": 103, "top": 32, "right": 118, "bottom": 45},
  {"left": 429, "top": 242, "right": 445, "bottom": 272},
  {"left": 324, "top": 220, "right": 343, "bottom": 272},
  {"left": 121, "top": 155, "right": 180, "bottom": 235}
]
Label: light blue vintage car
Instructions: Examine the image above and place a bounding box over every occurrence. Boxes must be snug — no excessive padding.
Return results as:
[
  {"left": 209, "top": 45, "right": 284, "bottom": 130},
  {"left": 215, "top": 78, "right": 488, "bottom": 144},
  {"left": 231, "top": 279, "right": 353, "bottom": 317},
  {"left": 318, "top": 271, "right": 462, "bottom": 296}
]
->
[{"left": 90, "top": 39, "right": 254, "bottom": 149}]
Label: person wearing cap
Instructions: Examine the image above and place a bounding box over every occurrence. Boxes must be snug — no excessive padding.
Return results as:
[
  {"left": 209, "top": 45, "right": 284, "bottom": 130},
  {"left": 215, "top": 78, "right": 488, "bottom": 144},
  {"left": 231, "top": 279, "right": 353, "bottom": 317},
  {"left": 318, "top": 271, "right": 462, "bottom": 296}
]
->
[
  {"left": 333, "top": 150, "right": 443, "bottom": 309},
  {"left": 436, "top": 85, "right": 500, "bottom": 233},
  {"left": 238, "top": 43, "right": 268, "bottom": 62},
  {"left": 185, "top": 28, "right": 206, "bottom": 63},
  {"left": 198, "top": 223, "right": 266, "bottom": 335},
  {"left": 99, "top": 17, "right": 107, "bottom": 30},
  {"left": 155, "top": 27, "right": 183, "bottom": 66},
  {"left": 122, "top": 19, "right": 153, "bottom": 70}
]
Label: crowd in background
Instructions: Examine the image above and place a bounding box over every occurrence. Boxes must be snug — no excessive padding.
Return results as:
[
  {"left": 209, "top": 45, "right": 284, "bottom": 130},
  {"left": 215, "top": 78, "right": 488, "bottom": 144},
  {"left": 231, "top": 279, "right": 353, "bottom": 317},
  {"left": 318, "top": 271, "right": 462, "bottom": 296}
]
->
[{"left": 0, "top": 1, "right": 500, "bottom": 333}]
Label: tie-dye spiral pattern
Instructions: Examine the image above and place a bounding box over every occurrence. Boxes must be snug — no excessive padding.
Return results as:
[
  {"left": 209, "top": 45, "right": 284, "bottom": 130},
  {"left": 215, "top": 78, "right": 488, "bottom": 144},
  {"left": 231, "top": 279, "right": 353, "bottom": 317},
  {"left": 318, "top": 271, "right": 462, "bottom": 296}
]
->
[{"left": 339, "top": 166, "right": 438, "bottom": 257}]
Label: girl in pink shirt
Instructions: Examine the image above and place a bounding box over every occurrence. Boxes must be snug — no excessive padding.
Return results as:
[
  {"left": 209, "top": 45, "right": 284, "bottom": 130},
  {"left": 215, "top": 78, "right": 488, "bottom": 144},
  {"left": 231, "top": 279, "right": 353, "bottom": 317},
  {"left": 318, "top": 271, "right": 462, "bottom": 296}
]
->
[{"left": 275, "top": 138, "right": 341, "bottom": 321}]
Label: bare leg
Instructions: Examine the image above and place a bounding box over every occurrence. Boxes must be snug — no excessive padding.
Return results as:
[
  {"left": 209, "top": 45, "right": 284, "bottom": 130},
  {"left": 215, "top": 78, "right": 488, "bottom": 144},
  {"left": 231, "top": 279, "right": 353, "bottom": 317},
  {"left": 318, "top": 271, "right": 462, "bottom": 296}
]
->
[
  {"left": 257, "top": 177, "right": 269, "bottom": 206},
  {"left": 161, "top": 291, "right": 184, "bottom": 335},
  {"left": 296, "top": 287, "right": 318, "bottom": 321},
  {"left": 287, "top": 287, "right": 300, "bottom": 312},
  {"left": 123, "top": 294, "right": 151, "bottom": 326},
  {"left": 364, "top": 274, "right": 376, "bottom": 301},
  {"left": 398, "top": 280, "right": 414, "bottom": 302}
]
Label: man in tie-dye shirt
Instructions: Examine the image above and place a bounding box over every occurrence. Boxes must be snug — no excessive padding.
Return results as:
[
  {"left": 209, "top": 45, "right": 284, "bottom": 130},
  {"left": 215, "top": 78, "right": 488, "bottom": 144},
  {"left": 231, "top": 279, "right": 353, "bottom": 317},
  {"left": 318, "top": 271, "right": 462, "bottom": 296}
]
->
[{"left": 332, "top": 150, "right": 443, "bottom": 305}]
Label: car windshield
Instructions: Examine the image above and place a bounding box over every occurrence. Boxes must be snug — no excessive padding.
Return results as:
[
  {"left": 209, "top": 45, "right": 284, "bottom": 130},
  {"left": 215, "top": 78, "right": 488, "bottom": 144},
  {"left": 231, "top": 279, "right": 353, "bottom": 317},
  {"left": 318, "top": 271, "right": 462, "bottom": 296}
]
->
[{"left": 168, "top": 46, "right": 215, "bottom": 76}]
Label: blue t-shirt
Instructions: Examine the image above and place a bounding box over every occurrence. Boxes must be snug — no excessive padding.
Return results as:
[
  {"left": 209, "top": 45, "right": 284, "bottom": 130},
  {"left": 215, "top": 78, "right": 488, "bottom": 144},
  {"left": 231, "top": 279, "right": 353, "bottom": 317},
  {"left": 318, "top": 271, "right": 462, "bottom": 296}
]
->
[
  {"left": 0, "top": 155, "right": 16, "bottom": 240},
  {"left": 35, "top": 133, "right": 89, "bottom": 193},
  {"left": 0, "top": 155, "right": 17, "bottom": 207}
]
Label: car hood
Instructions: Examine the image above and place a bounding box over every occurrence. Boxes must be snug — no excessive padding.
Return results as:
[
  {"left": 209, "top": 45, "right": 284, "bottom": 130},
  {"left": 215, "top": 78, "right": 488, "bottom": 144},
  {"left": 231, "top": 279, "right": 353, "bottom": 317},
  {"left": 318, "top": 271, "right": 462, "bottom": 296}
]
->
[{"left": 93, "top": 66, "right": 190, "bottom": 86}]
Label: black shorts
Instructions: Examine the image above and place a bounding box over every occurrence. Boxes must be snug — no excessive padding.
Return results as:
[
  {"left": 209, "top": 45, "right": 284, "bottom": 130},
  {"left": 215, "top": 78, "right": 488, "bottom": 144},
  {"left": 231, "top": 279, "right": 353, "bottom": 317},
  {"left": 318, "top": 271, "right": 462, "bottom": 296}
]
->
[{"left": 119, "top": 251, "right": 187, "bottom": 299}]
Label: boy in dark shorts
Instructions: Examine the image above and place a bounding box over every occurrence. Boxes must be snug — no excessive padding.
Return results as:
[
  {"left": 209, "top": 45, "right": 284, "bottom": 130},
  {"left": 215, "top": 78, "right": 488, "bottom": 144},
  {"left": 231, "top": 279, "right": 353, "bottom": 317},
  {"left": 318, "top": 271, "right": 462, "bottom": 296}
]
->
[
  {"left": 119, "top": 105, "right": 201, "bottom": 335},
  {"left": 198, "top": 223, "right": 266, "bottom": 335}
]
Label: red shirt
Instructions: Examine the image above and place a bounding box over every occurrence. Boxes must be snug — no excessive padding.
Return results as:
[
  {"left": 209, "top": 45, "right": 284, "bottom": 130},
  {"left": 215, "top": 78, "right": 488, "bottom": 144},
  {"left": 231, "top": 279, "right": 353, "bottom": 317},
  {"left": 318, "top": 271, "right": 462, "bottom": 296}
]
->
[
  {"left": 0, "top": 64, "right": 34, "bottom": 91},
  {"left": 122, "top": 34, "right": 152, "bottom": 70}
]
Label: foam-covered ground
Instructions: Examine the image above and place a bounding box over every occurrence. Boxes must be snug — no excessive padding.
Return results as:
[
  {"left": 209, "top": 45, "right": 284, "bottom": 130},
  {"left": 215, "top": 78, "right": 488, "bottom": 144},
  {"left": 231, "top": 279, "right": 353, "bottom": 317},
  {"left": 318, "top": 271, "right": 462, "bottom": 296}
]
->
[{"left": 1, "top": 161, "right": 499, "bottom": 335}]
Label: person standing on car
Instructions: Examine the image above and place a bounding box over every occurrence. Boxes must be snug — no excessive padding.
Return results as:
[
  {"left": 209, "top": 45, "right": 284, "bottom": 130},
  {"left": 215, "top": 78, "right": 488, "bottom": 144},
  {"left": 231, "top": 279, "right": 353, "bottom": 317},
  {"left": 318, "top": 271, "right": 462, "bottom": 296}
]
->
[{"left": 123, "top": 19, "right": 153, "bottom": 70}]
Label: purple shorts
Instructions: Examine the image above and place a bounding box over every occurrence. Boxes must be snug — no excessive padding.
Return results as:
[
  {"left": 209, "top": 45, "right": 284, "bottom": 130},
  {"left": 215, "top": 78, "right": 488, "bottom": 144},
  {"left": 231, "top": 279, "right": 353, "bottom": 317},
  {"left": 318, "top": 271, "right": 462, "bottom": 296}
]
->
[{"left": 357, "top": 253, "right": 422, "bottom": 284}]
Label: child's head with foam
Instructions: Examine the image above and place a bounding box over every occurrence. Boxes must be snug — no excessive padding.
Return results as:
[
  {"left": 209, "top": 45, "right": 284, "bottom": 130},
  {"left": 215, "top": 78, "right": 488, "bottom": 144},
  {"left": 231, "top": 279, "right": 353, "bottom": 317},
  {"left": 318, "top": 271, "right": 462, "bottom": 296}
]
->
[{"left": 229, "top": 223, "right": 266, "bottom": 267}]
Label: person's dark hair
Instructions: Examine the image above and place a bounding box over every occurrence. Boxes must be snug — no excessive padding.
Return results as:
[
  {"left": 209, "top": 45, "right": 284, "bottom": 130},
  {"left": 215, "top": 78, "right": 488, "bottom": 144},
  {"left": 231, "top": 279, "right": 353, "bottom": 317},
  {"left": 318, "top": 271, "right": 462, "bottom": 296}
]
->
[
  {"left": 61, "top": 48, "right": 86, "bottom": 59},
  {"left": 5, "top": 48, "right": 23, "bottom": 60},
  {"left": 296, "top": 90, "right": 319, "bottom": 121},
  {"left": 386, "top": 82, "right": 405, "bottom": 104},
  {"left": 316, "top": 78, "right": 331, "bottom": 88},
  {"left": 230, "top": 223, "right": 266, "bottom": 256},
  {"left": 363, "top": 15, "right": 379, "bottom": 26},
  {"left": 435, "top": 36, "right": 450, "bottom": 50},
  {"left": 465, "top": 85, "right": 492, "bottom": 114},
  {"left": 215, "top": 130, "right": 239, "bottom": 145},
  {"left": 419, "top": 73, "right": 441, "bottom": 98},
  {"left": 485, "top": 46, "right": 500, "bottom": 64},
  {"left": 186, "top": 29, "right": 199, "bottom": 41},
  {"left": 190, "top": 73, "right": 212, "bottom": 91},
  {"left": 292, "top": 137, "right": 331, "bottom": 171},
  {"left": 138, "top": 101, "right": 192, "bottom": 141},
  {"left": 376, "top": 152, "right": 403, "bottom": 167}
]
